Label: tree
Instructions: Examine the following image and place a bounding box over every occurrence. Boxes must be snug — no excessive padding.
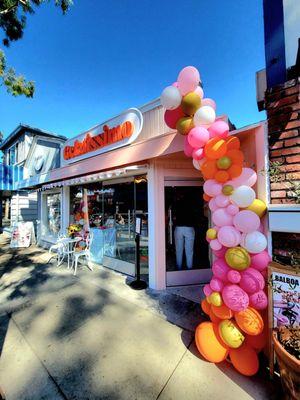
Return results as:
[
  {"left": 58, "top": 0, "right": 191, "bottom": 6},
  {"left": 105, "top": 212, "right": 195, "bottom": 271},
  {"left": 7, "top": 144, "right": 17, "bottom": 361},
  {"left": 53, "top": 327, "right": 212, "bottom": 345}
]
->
[{"left": 0, "top": 0, "right": 72, "bottom": 98}]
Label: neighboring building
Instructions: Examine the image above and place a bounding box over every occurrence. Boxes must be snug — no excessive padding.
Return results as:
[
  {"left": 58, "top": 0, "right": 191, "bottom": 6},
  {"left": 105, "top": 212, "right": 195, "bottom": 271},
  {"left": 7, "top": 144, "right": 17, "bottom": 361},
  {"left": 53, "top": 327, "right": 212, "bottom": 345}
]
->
[{"left": 0, "top": 124, "right": 66, "bottom": 231}]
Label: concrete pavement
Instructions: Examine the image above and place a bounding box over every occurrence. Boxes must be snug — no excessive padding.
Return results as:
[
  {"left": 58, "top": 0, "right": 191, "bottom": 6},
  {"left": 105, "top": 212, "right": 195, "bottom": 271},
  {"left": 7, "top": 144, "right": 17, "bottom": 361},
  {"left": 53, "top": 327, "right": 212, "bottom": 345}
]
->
[{"left": 0, "top": 234, "right": 281, "bottom": 399}]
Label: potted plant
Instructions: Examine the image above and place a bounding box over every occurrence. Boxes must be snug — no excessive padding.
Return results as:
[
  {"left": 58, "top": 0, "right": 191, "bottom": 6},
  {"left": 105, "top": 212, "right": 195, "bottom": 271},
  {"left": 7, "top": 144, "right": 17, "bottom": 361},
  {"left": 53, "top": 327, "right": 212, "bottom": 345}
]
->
[{"left": 273, "top": 326, "right": 300, "bottom": 400}]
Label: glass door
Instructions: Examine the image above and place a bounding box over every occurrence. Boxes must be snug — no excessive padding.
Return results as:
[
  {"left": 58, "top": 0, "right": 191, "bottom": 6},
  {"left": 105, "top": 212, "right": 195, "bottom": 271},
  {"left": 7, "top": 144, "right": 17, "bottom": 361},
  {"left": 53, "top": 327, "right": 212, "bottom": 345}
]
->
[{"left": 165, "top": 181, "right": 212, "bottom": 286}]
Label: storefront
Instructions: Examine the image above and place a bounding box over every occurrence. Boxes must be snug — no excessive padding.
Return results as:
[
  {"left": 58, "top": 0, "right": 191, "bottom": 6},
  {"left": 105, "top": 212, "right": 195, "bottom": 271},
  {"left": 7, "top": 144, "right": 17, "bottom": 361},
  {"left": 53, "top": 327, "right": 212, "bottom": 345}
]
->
[{"left": 16, "top": 99, "right": 268, "bottom": 290}]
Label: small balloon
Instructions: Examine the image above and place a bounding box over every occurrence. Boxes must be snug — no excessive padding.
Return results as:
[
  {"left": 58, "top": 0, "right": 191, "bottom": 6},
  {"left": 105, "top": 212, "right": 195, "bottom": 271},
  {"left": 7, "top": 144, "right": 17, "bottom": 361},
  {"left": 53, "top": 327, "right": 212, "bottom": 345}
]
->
[
  {"left": 177, "top": 66, "right": 200, "bottom": 95},
  {"left": 161, "top": 86, "right": 182, "bottom": 110},
  {"left": 194, "top": 106, "right": 216, "bottom": 127},
  {"left": 208, "top": 120, "right": 229, "bottom": 139},
  {"left": 188, "top": 127, "right": 209, "bottom": 148}
]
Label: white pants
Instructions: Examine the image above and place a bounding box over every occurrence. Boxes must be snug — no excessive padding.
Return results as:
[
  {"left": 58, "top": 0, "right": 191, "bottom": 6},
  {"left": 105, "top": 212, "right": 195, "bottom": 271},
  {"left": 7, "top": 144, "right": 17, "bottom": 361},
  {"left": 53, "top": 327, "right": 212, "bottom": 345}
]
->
[{"left": 174, "top": 226, "right": 195, "bottom": 269}]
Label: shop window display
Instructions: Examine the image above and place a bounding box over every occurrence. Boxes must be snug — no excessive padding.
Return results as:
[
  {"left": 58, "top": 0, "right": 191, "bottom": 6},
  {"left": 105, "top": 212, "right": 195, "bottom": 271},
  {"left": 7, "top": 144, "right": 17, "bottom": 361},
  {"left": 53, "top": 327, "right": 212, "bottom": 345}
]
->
[{"left": 44, "top": 193, "right": 61, "bottom": 239}]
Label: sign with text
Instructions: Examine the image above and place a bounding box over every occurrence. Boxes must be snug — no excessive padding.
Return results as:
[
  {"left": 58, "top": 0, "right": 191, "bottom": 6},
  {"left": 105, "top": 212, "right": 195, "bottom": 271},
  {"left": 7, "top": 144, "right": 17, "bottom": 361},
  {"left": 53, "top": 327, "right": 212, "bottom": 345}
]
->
[
  {"left": 62, "top": 108, "right": 143, "bottom": 165},
  {"left": 268, "top": 262, "right": 300, "bottom": 329}
]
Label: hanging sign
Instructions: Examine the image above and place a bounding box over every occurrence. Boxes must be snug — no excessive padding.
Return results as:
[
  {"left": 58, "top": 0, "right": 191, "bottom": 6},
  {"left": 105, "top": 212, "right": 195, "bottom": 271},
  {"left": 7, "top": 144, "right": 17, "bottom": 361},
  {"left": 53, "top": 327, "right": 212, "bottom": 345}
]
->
[{"left": 62, "top": 108, "right": 143, "bottom": 165}]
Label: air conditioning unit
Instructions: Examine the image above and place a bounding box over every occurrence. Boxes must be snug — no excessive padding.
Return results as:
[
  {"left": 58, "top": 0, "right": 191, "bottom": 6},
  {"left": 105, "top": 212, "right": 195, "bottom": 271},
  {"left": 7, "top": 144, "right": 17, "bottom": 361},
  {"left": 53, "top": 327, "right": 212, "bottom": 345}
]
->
[{"left": 256, "top": 69, "right": 267, "bottom": 111}]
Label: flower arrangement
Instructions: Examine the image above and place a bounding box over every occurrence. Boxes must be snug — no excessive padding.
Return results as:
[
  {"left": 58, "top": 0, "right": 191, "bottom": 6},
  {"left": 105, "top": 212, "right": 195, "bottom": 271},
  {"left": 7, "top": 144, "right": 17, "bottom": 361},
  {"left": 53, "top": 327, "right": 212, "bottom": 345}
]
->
[{"left": 67, "top": 224, "right": 82, "bottom": 237}]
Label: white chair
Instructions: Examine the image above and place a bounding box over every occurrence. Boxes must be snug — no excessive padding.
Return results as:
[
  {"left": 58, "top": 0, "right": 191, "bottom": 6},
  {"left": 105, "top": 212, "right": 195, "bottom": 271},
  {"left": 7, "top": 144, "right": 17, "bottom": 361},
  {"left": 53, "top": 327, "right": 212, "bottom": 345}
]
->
[
  {"left": 49, "top": 233, "right": 67, "bottom": 267},
  {"left": 72, "top": 232, "right": 94, "bottom": 276}
]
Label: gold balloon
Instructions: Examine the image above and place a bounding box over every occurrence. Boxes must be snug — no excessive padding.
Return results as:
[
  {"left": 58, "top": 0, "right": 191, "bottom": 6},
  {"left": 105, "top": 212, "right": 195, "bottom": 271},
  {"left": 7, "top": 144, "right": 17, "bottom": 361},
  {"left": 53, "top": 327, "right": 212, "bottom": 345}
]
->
[
  {"left": 217, "top": 156, "right": 232, "bottom": 170},
  {"left": 209, "top": 292, "right": 223, "bottom": 307},
  {"left": 206, "top": 228, "right": 217, "bottom": 240},
  {"left": 181, "top": 92, "right": 201, "bottom": 116},
  {"left": 176, "top": 117, "right": 194, "bottom": 135},
  {"left": 219, "top": 320, "right": 245, "bottom": 349},
  {"left": 222, "top": 184, "right": 234, "bottom": 196},
  {"left": 225, "top": 247, "right": 250, "bottom": 271},
  {"left": 246, "top": 199, "right": 267, "bottom": 218}
]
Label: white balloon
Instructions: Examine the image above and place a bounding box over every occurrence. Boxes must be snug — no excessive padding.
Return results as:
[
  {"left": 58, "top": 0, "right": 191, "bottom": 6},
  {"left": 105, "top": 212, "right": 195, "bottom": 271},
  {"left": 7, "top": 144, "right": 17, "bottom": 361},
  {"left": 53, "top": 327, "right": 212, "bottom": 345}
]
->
[
  {"left": 193, "top": 106, "right": 216, "bottom": 126},
  {"left": 241, "top": 231, "right": 267, "bottom": 253},
  {"left": 230, "top": 185, "right": 255, "bottom": 208},
  {"left": 192, "top": 158, "right": 204, "bottom": 170},
  {"left": 160, "top": 86, "right": 182, "bottom": 110}
]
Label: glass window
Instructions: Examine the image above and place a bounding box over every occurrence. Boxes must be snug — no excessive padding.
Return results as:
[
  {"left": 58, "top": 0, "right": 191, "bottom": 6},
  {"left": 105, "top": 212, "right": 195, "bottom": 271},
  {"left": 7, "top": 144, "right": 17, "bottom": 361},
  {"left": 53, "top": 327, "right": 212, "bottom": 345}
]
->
[
  {"left": 9, "top": 146, "right": 16, "bottom": 165},
  {"left": 43, "top": 193, "right": 61, "bottom": 239}
]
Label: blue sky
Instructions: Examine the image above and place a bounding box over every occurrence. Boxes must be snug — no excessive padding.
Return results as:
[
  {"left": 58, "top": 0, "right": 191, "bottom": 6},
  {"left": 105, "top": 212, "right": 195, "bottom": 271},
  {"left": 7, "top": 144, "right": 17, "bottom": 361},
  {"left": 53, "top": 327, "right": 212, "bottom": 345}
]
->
[{"left": 0, "top": 0, "right": 266, "bottom": 140}]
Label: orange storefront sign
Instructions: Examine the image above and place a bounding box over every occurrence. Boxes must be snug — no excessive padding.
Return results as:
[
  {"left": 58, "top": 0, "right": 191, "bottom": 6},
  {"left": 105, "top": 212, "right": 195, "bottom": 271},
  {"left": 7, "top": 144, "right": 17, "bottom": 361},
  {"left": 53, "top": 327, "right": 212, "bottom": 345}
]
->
[{"left": 63, "top": 120, "right": 134, "bottom": 160}]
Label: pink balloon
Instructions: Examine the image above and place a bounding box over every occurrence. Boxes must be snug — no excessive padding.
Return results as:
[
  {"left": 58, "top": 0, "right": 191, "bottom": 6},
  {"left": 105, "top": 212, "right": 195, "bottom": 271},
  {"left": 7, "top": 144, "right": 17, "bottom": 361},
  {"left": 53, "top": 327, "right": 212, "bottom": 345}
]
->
[
  {"left": 240, "top": 268, "right": 265, "bottom": 294},
  {"left": 215, "top": 194, "right": 230, "bottom": 208},
  {"left": 227, "top": 270, "right": 241, "bottom": 284},
  {"left": 258, "top": 222, "right": 264, "bottom": 233},
  {"left": 203, "top": 284, "right": 213, "bottom": 297},
  {"left": 208, "top": 121, "right": 229, "bottom": 139},
  {"left": 210, "top": 277, "right": 224, "bottom": 292},
  {"left": 210, "top": 239, "right": 222, "bottom": 251},
  {"left": 188, "top": 127, "right": 209, "bottom": 148},
  {"left": 212, "top": 258, "right": 230, "bottom": 281},
  {"left": 192, "top": 148, "right": 204, "bottom": 160},
  {"left": 184, "top": 136, "right": 194, "bottom": 157},
  {"left": 249, "top": 290, "right": 268, "bottom": 310},
  {"left": 233, "top": 210, "right": 260, "bottom": 233},
  {"left": 201, "top": 98, "right": 216, "bottom": 110},
  {"left": 250, "top": 250, "right": 271, "bottom": 271},
  {"left": 212, "top": 208, "right": 233, "bottom": 227},
  {"left": 194, "top": 86, "right": 204, "bottom": 99},
  {"left": 226, "top": 204, "right": 239, "bottom": 216},
  {"left": 218, "top": 226, "right": 241, "bottom": 247},
  {"left": 222, "top": 285, "right": 249, "bottom": 312},
  {"left": 228, "top": 168, "right": 257, "bottom": 188},
  {"left": 177, "top": 66, "right": 200, "bottom": 95},
  {"left": 209, "top": 198, "right": 218, "bottom": 212},
  {"left": 172, "top": 81, "right": 179, "bottom": 87},
  {"left": 203, "top": 180, "right": 222, "bottom": 197},
  {"left": 213, "top": 247, "right": 227, "bottom": 258}
]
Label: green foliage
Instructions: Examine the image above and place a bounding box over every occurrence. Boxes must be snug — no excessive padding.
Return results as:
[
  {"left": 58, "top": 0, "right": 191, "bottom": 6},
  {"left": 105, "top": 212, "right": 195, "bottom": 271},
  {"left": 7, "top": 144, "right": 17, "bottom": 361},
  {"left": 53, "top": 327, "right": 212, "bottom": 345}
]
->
[
  {"left": 269, "top": 160, "right": 283, "bottom": 183},
  {"left": 0, "top": 0, "right": 72, "bottom": 97}
]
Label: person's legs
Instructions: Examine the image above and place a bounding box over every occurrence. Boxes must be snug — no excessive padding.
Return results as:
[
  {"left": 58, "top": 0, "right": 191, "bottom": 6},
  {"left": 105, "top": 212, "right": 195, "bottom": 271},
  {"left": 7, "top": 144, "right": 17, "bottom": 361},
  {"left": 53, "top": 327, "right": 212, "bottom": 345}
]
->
[
  {"left": 174, "top": 226, "right": 184, "bottom": 269},
  {"left": 184, "top": 227, "right": 195, "bottom": 269}
]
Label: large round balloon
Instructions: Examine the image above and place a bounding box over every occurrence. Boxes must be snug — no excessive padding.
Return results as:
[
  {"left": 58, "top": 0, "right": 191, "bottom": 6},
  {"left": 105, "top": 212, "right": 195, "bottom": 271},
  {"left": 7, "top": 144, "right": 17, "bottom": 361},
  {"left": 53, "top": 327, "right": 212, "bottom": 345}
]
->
[
  {"left": 240, "top": 231, "right": 267, "bottom": 253},
  {"left": 177, "top": 66, "right": 200, "bottom": 95},
  {"left": 225, "top": 247, "right": 251, "bottom": 270},
  {"left": 208, "top": 120, "right": 229, "bottom": 139},
  {"left": 228, "top": 168, "right": 257, "bottom": 188},
  {"left": 249, "top": 290, "right": 268, "bottom": 310},
  {"left": 195, "top": 322, "right": 229, "bottom": 363},
  {"left": 229, "top": 344, "right": 259, "bottom": 376},
  {"left": 234, "top": 307, "right": 264, "bottom": 336},
  {"left": 161, "top": 86, "right": 182, "bottom": 110},
  {"left": 239, "top": 268, "right": 265, "bottom": 294},
  {"left": 230, "top": 186, "right": 256, "bottom": 208},
  {"left": 212, "top": 258, "right": 230, "bottom": 281},
  {"left": 203, "top": 180, "right": 222, "bottom": 197},
  {"left": 246, "top": 198, "right": 267, "bottom": 218},
  {"left": 212, "top": 208, "right": 233, "bottom": 227},
  {"left": 233, "top": 210, "right": 260, "bottom": 233},
  {"left": 164, "top": 107, "right": 185, "bottom": 129},
  {"left": 246, "top": 330, "right": 267, "bottom": 352},
  {"left": 181, "top": 92, "right": 201, "bottom": 115},
  {"left": 250, "top": 250, "right": 271, "bottom": 271},
  {"left": 176, "top": 116, "right": 194, "bottom": 135},
  {"left": 215, "top": 194, "right": 230, "bottom": 208},
  {"left": 218, "top": 226, "right": 241, "bottom": 247},
  {"left": 201, "top": 160, "right": 218, "bottom": 179},
  {"left": 218, "top": 319, "right": 245, "bottom": 348},
  {"left": 194, "top": 106, "right": 216, "bottom": 127},
  {"left": 188, "top": 127, "right": 209, "bottom": 148},
  {"left": 222, "top": 284, "right": 249, "bottom": 312}
]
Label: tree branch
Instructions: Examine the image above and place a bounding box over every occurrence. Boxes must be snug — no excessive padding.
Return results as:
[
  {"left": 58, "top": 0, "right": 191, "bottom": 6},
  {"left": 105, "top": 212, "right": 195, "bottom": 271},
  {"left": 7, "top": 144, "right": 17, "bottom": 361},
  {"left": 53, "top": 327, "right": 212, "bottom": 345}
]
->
[{"left": 0, "top": 1, "right": 30, "bottom": 15}]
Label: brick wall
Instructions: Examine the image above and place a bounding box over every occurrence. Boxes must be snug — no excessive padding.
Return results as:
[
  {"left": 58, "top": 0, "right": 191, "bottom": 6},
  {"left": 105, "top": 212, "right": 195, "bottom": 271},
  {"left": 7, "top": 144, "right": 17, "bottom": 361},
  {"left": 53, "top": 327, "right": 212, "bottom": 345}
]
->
[{"left": 265, "top": 77, "right": 300, "bottom": 204}]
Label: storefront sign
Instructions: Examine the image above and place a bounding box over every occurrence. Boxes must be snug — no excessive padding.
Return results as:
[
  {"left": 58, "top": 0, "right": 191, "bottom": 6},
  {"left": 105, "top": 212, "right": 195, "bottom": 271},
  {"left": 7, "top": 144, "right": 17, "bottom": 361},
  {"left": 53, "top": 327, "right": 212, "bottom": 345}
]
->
[
  {"left": 62, "top": 108, "right": 143, "bottom": 165},
  {"left": 268, "top": 262, "right": 300, "bottom": 329}
]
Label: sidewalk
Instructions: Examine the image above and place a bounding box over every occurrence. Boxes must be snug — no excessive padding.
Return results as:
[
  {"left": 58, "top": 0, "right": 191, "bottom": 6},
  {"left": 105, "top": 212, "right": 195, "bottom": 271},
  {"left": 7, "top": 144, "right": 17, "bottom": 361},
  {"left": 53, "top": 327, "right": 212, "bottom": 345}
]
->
[{"left": 0, "top": 234, "right": 281, "bottom": 400}]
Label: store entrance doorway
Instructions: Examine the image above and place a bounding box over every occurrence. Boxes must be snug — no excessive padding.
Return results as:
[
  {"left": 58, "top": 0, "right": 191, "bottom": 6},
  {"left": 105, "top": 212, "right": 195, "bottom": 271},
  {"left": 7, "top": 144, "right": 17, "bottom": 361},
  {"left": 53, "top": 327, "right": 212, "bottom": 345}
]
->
[{"left": 165, "top": 181, "right": 212, "bottom": 286}]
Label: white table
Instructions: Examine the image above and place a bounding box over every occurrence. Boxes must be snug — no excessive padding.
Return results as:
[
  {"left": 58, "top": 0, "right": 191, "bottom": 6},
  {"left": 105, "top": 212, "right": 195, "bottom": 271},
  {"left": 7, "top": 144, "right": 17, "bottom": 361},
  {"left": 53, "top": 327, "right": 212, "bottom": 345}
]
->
[{"left": 56, "top": 237, "right": 81, "bottom": 269}]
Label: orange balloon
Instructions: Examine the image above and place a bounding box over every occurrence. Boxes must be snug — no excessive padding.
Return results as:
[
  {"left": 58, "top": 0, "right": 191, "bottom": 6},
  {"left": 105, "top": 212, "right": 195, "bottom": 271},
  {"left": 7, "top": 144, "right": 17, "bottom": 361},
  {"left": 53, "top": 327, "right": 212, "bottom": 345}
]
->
[
  {"left": 209, "top": 308, "right": 222, "bottom": 324},
  {"left": 246, "top": 330, "right": 267, "bottom": 353},
  {"left": 215, "top": 170, "right": 230, "bottom": 183},
  {"left": 229, "top": 344, "right": 259, "bottom": 376},
  {"left": 201, "top": 298, "right": 211, "bottom": 315},
  {"left": 203, "top": 193, "right": 211, "bottom": 202},
  {"left": 234, "top": 307, "right": 264, "bottom": 336},
  {"left": 201, "top": 160, "right": 217, "bottom": 179},
  {"left": 226, "top": 136, "right": 240, "bottom": 150},
  {"left": 195, "top": 322, "right": 229, "bottom": 363},
  {"left": 228, "top": 164, "right": 243, "bottom": 179},
  {"left": 211, "top": 303, "right": 233, "bottom": 320},
  {"left": 227, "top": 149, "right": 244, "bottom": 164},
  {"left": 204, "top": 138, "right": 227, "bottom": 160}
]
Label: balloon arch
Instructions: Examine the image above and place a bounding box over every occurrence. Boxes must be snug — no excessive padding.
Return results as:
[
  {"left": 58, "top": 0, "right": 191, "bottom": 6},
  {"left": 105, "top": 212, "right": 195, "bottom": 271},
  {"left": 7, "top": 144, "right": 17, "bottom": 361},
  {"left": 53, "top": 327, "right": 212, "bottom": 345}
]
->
[{"left": 161, "top": 66, "right": 270, "bottom": 376}]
